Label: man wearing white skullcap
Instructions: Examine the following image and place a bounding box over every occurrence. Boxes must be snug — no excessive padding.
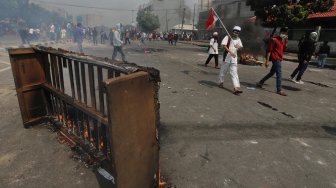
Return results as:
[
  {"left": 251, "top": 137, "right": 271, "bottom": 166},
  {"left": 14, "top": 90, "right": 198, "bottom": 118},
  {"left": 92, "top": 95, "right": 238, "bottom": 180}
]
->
[
  {"left": 204, "top": 32, "right": 220, "bottom": 68},
  {"left": 218, "top": 26, "right": 243, "bottom": 95}
]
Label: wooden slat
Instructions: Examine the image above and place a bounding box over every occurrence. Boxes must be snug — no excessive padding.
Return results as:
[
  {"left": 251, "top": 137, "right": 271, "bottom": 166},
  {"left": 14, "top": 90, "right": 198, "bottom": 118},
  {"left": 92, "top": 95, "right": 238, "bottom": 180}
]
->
[
  {"left": 80, "top": 63, "right": 87, "bottom": 104},
  {"left": 57, "top": 56, "right": 65, "bottom": 92},
  {"left": 50, "top": 55, "right": 60, "bottom": 90},
  {"left": 97, "top": 67, "right": 104, "bottom": 113},
  {"left": 42, "top": 53, "right": 52, "bottom": 84},
  {"left": 42, "top": 83, "right": 108, "bottom": 125},
  {"left": 108, "top": 69, "right": 114, "bottom": 79},
  {"left": 67, "top": 59, "right": 76, "bottom": 98},
  {"left": 74, "top": 61, "right": 82, "bottom": 102},
  {"left": 49, "top": 55, "right": 57, "bottom": 88},
  {"left": 88, "top": 65, "right": 96, "bottom": 109},
  {"left": 94, "top": 120, "right": 99, "bottom": 150}
]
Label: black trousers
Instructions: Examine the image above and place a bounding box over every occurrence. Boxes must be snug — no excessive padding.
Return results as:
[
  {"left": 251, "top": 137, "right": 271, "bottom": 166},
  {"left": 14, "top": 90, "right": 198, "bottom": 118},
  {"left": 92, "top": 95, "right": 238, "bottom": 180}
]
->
[
  {"left": 205, "top": 54, "right": 219, "bottom": 67},
  {"left": 291, "top": 55, "right": 309, "bottom": 81}
]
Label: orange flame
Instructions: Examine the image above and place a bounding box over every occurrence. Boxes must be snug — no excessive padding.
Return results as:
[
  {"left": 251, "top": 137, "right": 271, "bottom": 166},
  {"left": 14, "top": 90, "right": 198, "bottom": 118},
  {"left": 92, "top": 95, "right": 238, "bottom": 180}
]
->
[
  {"left": 99, "top": 138, "right": 104, "bottom": 149},
  {"left": 84, "top": 127, "right": 89, "bottom": 139},
  {"left": 59, "top": 114, "right": 63, "bottom": 121}
]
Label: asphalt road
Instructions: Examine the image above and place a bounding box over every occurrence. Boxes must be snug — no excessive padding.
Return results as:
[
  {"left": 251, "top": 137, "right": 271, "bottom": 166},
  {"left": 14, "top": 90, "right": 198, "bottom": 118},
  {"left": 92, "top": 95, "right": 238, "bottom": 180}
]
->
[{"left": 1, "top": 40, "right": 336, "bottom": 188}]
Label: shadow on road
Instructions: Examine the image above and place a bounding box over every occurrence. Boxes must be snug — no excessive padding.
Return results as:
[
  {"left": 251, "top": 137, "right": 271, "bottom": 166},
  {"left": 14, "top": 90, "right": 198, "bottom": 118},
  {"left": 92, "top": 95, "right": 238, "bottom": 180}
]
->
[
  {"left": 198, "top": 80, "right": 235, "bottom": 95},
  {"left": 321, "top": 126, "right": 336, "bottom": 137}
]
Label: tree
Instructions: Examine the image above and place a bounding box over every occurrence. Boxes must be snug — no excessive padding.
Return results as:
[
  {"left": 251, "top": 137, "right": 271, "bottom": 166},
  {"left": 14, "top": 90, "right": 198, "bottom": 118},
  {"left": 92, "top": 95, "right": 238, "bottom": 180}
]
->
[
  {"left": 136, "top": 10, "right": 160, "bottom": 32},
  {"left": 246, "top": 0, "right": 335, "bottom": 27}
]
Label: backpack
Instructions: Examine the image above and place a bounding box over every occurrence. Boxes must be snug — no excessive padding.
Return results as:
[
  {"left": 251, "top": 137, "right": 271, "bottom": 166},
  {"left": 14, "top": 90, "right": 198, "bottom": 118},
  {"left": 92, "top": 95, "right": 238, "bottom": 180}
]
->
[{"left": 223, "top": 36, "right": 231, "bottom": 61}]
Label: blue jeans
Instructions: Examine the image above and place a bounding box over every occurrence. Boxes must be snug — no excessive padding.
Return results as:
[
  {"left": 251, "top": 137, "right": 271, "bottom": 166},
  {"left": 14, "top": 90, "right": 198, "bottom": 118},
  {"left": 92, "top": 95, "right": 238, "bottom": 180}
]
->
[
  {"left": 259, "top": 60, "right": 282, "bottom": 92},
  {"left": 318, "top": 54, "right": 327, "bottom": 68}
]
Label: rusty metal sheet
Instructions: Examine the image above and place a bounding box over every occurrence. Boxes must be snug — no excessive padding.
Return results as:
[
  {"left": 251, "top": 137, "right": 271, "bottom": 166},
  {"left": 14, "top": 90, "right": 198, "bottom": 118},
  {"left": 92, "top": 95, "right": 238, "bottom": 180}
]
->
[
  {"left": 105, "top": 71, "right": 159, "bottom": 188},
  {"left": 9, "top": 48, "right": 48, "bottom": 127}
]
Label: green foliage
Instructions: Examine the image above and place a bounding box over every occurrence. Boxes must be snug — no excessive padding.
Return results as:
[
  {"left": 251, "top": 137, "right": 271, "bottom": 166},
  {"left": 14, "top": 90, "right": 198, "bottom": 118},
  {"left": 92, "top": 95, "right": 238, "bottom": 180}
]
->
[
  {"left": 136, "top": 10, "right": 160, "bottom": 32},
  {"left": 246, "top": 0, "right": 335, "bottom": 26}
]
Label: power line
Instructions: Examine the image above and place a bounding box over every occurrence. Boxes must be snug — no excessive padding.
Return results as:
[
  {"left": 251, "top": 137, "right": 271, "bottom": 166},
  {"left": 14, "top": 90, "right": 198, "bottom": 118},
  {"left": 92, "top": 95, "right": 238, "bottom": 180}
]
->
[{"left": 30, "top": 0, "right": 187, "bottom": 12}]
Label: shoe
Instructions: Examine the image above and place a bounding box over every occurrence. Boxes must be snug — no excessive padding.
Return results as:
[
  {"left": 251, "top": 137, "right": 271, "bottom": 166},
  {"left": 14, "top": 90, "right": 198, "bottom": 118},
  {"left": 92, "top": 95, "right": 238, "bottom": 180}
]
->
[
  {"left": 294, "top": 80, "right": 304, "bottom": 84},
  {"left": 215, "top": 66, "right": 220, "bottom": 69},
  {"left": 256, "top": 82, "right": 264, "bottom": 89},
  {"left": 277, "top": 91, "right": 287, "bottom": 96},
  {"left": 204, "top": 63, "right": 208, "bottom": 67},
  {"left": 289, "top": 76, "right": 294, "bottom": 82},
  {"left": 233, "top": 90, "right": 243, "bottom": 94},
  {"left": 218, "top": 83, "right": 224, "bottom": 88}
]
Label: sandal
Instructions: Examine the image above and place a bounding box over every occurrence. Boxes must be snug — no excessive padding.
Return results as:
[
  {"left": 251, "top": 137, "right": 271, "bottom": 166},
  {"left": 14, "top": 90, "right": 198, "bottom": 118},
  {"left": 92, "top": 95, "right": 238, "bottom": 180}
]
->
[
  {"left": 218, "top": 83, "right": 224, "bottom": 88},
  {"left": 233, "top": 90, "right": 243, "bottom": 95}
]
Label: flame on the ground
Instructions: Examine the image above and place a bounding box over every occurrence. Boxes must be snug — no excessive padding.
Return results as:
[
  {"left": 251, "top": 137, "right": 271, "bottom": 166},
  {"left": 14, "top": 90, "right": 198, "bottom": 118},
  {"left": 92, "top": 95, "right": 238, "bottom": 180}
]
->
[
  {"left": 84, "top": 127, "right": 89, "bottom": 139},
  {"left": 99, "top": 138, "right": 104, "bottom": 149}
]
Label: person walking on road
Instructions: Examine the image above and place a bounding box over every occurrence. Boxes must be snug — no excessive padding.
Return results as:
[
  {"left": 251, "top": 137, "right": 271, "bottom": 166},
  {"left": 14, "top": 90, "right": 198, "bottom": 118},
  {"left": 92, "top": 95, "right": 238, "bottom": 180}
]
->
[
  {"left": 218, "top": 26, "right": 243, "bottom": 95},
  {"left": 112, "top": 25, "right": 126, "bottom": 62},
  {"left": 74, "top": 23, "right": 84, "bottom": 53},
  {"left": 204, "top": 32, "right": 219, "bottom": 69},
  {"left": 125, "top": 29, "right": 131, "bottom": 45},
  {"left": 92, "top": 28, "right": 98, "bottom": 46},
  {"left": 256, "top": 27, "right": 288, "bottom": 96},
  {"left": 317, "top": 41, "right": 330, "bottom": 69},
  {"left": 290, "top": 32, "right": 317, "bottom": 84}
]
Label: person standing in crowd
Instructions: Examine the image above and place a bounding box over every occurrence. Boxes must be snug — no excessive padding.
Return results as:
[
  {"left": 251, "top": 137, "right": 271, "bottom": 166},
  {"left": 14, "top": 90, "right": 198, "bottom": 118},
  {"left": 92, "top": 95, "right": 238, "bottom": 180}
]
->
[
  {"left": 100, "top": 29, "right": 105, "bottom": 44},
  {"left": 92, "top": 27, "right": 98, "bottom": 45},
  {"left": 204, "top": 32, "right": 219, "bottom": 69},
  {"left": 112, "top": 24, "right": 126, "bottom": 62},
  {"left": 173, "top": 32, "right": 178, "bottom": 46},
  {"left": 125, "top": 29, "right": 131, "bottom": 45},
  {"left": 60, "top": 28, "right": 66, "bottom": 43},
  {"left": 290, "top": 32, "right": 317, "bottom": 84},
  {"left": 49, "top": 24, "right": 55, "bottom": 41},
  {"left": 109, "top": 28, "right": 114, "bottom": 46},
  {"left": 317, "top": 41, "right": 330, "bottom": 69},
  {"left": 256, "top": 27, "right": 288, "bottom": 96},
  {"left": 75, "top": 23, "right": 84, "bottom": 53},
  {"left": 218, "top": 26, "right": 243, "bottom": 95}
]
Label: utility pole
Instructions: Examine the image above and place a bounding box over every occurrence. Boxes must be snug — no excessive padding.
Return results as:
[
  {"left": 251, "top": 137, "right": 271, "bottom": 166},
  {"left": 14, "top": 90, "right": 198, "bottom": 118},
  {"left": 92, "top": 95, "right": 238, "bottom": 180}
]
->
[
  {"left": 166, "top": 9, "right": 168, "bottom": 32},
  {"left": 181, "top": 8, "right": 186, "bottom": 32},
  {"left": 193, "top": 4, "right": 196, "bottom": 31},
  {"left": 132, "top": 10, "right": 134, "bottom": 23}
]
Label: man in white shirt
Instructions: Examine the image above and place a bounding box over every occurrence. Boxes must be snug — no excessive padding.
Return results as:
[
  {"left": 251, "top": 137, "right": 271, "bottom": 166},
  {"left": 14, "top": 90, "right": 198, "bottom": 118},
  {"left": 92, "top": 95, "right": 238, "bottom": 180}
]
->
[
  {"left": 205, "top": 32, "right": 220, "bottom": 68},
  {"left": 218, "top": 26, "right": 243, "bottom": 94}
]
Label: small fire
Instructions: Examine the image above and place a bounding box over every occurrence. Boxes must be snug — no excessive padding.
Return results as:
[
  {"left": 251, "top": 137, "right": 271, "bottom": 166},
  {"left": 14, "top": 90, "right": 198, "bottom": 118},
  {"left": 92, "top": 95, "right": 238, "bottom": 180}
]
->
[
  {"left": 99, "top": 138, "right": 104, "bottom": 149},
  {"left": 59, "top": 114, "right": 63, "bottom": 121},
  {"left": 84, "top": 127, "right": 89, "bottom": 139},
  {"left": 67, "top": 119, "right": 72, "bottom": 128},
  {"left": 90, "top": 136, "right": 94, "bottom": 143}
]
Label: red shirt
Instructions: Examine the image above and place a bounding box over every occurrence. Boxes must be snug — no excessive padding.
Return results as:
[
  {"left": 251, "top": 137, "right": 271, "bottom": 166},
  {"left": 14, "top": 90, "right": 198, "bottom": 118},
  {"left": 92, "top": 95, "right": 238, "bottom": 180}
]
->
[{"left": 267, "top": 36, "right": 287, "bottom": 61}]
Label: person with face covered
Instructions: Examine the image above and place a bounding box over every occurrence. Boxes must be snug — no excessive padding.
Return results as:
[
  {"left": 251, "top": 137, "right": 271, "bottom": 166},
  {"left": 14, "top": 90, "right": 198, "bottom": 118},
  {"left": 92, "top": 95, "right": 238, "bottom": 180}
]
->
[
  {"left": 289, "top": 32, "right": 317, "bottom": 84},
  {"left": 204, "top": 32, "right": 220, "bottom": 68},
  {"left": 218, "top": 26, "right": 243, "bottom": 95},
  {"left": 256, "top": 27, "right": 288, "bottom": 96}
]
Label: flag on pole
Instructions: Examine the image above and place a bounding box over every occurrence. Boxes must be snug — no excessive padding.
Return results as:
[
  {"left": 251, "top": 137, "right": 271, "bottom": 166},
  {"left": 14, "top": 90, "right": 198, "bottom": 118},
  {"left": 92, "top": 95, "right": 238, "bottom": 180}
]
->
[{"left": 205, "top": 8, "right": 218, "bottom": 30}]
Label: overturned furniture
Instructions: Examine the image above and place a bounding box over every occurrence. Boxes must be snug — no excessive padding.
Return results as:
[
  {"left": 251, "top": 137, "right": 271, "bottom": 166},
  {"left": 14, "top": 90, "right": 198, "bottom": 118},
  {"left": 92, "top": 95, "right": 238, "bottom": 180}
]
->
[{"left": 8, "top": 46, "right": 161, "bottom": 188}]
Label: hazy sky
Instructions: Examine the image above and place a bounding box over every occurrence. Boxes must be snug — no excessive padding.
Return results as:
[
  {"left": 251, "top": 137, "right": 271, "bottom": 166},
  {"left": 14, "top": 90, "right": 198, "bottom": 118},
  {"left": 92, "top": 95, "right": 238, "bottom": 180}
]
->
[{"left": 30, "top": 0, "right": 199, "bottom": 26}]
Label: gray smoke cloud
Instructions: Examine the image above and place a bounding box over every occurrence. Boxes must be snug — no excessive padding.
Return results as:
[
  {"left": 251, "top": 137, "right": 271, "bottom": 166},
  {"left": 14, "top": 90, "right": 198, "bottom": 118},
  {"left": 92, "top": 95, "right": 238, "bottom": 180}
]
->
[{"left": 29, "top": 0, "right": 199, "bottom": 26}]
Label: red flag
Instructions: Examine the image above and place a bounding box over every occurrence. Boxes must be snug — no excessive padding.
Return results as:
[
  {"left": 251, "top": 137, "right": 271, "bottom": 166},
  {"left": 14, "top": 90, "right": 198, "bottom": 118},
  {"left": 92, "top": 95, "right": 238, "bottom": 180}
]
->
[{"left": 206, "top": 8, "right": 218, "bottom": 30}]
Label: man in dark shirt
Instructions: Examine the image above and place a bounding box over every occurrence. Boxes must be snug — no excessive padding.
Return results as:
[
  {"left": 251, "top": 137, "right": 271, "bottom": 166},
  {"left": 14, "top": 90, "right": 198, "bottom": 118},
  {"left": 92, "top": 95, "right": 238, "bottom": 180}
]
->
[
  {"left": 290, "top": 32, "right": 317, "bottom": 84},
  {"left": 256, "top": 27, "right": 289, "bottom": 96},
  {"left": 317, "top": 41, "right": 330, "bottom": 69}
]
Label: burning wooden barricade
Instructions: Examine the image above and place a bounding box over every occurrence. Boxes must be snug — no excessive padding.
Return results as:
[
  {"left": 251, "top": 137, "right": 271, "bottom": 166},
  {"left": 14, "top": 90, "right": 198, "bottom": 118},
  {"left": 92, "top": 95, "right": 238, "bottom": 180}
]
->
[{"left": 8, "top": 46, "right": 162, "bottom": 188}]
